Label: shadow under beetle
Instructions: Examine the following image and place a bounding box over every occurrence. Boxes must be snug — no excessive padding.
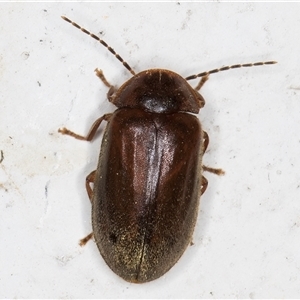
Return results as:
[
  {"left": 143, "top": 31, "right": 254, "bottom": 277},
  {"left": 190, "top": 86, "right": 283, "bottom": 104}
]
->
[{"left": 59, "top": 16, "right": 276, "bottom": 283}]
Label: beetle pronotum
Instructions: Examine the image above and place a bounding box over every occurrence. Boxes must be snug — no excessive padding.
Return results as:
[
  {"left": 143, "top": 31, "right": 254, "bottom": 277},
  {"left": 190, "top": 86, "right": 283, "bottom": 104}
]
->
[{"left": 59, "top": 16, "right": 276, "bottom": 283}]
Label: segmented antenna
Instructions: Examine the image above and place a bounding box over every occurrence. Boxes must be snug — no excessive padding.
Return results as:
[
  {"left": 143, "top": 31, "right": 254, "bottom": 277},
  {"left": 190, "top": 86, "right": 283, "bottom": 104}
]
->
[
  {"left": 61, "top": 16, "right": 136, "bottom": 76},
  {"left": 185, "top": 61, "right": 277, "bottom": 81}
]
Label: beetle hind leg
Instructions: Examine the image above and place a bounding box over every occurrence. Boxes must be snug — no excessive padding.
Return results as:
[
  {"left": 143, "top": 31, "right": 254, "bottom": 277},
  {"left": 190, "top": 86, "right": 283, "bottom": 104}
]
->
[
  {"left": 79, "top": 170, "right": 97, "bottom": 246},
  {"left": 79, "top": 232, "right": 94, "bottom": 246}
]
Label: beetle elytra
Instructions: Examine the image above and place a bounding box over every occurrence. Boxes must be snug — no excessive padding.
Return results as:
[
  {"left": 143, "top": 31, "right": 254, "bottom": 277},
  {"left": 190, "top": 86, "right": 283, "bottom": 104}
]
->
[{"left": 59, "top": 16, "right": 276, "bottom": 283}]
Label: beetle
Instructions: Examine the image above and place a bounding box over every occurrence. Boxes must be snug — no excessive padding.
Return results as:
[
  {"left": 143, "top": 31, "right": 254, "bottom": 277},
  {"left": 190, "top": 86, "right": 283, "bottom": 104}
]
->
[{"left": 58, "top": 16, "right": 276, "bottom": 283}]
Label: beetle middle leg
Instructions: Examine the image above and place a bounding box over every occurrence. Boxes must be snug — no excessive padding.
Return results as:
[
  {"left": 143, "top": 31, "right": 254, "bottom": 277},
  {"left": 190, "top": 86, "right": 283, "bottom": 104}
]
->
[
  {"left": 202, "top": 130, "right": 209, "bottom": 154},
  {"left": 201, "top": 168, "right": 224, "bottom": 195},
  {"left": 203, "top": 165, "right": 224, "bottom": 175},
  {"left": 201, "top": 130, "right": 225, "bottom": 194},
  {"left": 58, "top": 113, "right": 112, "bottom": 141},
  {"left": 86, "top": 170, "right": 96, "bottom": 202},
  {"left": 201, "top": 176, "right": 208, "bottom": 195},
  {"left": 202, "top": 131, "right": 225, "bottom": 175}
]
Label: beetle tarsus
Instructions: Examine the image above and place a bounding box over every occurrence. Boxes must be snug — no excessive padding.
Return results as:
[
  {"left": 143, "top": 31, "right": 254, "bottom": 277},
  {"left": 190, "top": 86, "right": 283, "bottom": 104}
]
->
[
  {"left": 58, "top": 127, "right": 87, "bottom": 140},
  {"left": 95, "top": 68, "right": 113, "bottom": 88},
  {"left": 203, "top": 165, "right": 225, "bottom": 175}
]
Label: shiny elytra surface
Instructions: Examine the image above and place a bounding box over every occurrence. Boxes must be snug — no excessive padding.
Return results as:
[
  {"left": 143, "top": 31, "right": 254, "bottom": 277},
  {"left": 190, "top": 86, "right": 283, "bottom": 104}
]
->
[{"left": 92, "top": 107, "right": 203, "bottom": 283}]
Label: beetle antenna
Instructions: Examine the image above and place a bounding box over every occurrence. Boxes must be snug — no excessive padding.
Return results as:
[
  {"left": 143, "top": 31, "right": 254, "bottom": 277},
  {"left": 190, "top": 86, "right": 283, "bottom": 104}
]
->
[
  {"left": 61, "top": 16, "right": 136, "bottom": 76},
  {"left": 185, "top": 61, "right": 277, "bottom": 81}
]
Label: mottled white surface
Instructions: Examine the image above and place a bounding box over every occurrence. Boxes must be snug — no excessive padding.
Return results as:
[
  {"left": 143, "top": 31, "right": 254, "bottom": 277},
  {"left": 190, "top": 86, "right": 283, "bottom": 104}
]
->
[{"left": 0, "top": 2, "right": 299, "bottom": 298}]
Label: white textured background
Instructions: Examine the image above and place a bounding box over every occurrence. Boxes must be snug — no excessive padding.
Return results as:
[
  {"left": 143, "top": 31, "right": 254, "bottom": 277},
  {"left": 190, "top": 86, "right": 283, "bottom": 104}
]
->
[{"left": 1, "top": 2, "right": 299, "bottom": 298}]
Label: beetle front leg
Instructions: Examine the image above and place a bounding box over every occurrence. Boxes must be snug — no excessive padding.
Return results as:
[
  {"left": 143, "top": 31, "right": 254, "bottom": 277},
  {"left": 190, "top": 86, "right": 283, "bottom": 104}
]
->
[
  {"left": 94, "top": 68, "right": 117, "bottom": 102},
  {"left": 194, "top": 75, "right": 209, "bottom": 91},
  {"left": 58, "top": 113, "right": 112, "bottom": 141}
]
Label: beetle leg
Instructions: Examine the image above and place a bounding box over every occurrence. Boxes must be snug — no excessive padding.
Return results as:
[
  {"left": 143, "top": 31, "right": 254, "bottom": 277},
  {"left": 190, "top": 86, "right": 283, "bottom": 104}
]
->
[
  {"left": 194, "top": 75, "right": 209, "bottom": 91},
  {"left": 94, "top": 68, "right": 112, "bottom": 88},
  {"left": 79, "top": 232, "right": 94, "bottom": 246},
  {"left": 202, "top": 131, "right": 209, "bottom": 154},
  {"left": 201, "top": 165, "right": 224, "bottom": 195},
  {"left": 201, "top": 176, "right": 208, "bottom": 194},
  {"left": 79, "top": 170, "right": 97, "bottom": 247},
  {"left": 86, "top": 170, "right": 96, "bottom": 202},
  {"left": 95, "top": 68, "right": 117, "bottom": 102},
  {"left": 203, "top": 165, "right": 225, "bottom": 176},
  {"left": 202, "top": 131, "right": 225, "bottom": 175},
  {"left": 58, "top": 113, "right": 112, "bottom": 141}
]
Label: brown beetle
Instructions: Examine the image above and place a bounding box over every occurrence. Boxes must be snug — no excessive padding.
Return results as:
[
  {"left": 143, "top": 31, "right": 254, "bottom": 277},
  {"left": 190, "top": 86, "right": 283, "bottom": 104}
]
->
[{"left": 59, "top": 16, "right": 276, "bottom": 283}]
